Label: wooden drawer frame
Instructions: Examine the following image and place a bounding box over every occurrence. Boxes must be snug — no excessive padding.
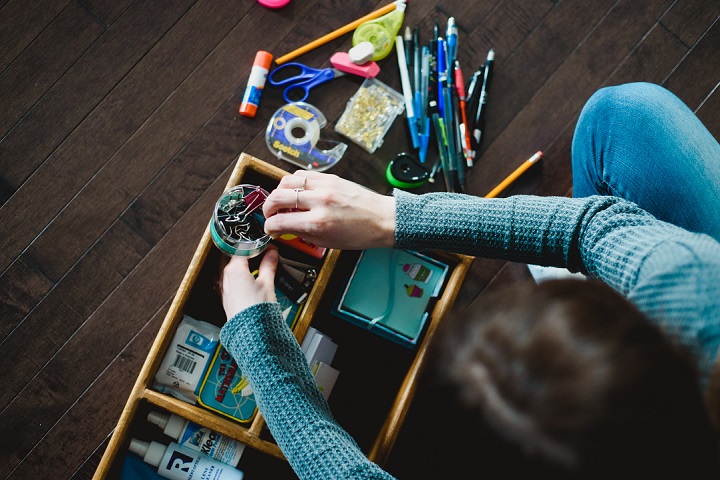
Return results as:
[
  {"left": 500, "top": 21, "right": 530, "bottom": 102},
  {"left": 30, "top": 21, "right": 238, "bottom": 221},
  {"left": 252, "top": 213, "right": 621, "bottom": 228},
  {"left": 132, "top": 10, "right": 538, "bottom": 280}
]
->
[{"left": 94, "top": 153, "right": 473, "bottom": 478}]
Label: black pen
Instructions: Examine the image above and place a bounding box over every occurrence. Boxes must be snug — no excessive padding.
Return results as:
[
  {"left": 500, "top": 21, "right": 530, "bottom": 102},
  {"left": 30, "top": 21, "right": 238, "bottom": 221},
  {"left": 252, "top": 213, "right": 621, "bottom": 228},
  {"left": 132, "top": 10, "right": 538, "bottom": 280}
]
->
[
  {"left": 413, "top": 26, "right": 420, "bottom": 96},
  {"left": 404, "top": 26, "right": 414, "bottom": 91},
  {"left": 465, "top": 66, "right": 483, "bottom": 123},
  {"left": 471, "top": 49, "right": 494, "bottom": 158},
  {"left": 451, "top": 86, "right": 465, "bottom": 192}
]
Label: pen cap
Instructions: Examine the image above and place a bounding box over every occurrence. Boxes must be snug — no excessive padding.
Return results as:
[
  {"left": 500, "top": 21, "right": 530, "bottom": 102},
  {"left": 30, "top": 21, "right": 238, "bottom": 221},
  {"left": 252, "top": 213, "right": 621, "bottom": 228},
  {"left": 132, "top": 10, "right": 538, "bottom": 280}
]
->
[{"left": 352, "top": 2, "right": 406, "bottom": 61}]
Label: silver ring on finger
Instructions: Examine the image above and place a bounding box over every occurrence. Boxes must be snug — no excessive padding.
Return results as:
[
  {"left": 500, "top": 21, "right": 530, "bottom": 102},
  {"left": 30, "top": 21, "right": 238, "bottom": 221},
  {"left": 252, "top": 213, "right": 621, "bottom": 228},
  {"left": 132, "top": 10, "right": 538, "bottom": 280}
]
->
[{"left": 294, "top": 187, "right": 302, "bottom": 209}]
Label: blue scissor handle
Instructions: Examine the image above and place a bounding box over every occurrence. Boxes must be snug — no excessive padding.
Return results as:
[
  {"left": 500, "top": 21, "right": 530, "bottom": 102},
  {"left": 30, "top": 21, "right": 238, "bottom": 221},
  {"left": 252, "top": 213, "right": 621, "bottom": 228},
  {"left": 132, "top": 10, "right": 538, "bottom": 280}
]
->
[{"left": 268, "top": 63, "right": 336, "bottom": 103}]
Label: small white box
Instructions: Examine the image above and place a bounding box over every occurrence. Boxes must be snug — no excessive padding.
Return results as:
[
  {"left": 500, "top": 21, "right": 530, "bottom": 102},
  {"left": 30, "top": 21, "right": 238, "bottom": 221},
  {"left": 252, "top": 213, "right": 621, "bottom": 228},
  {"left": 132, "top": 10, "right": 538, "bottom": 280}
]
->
[
  {"left": 312, "top": 362, "right": 340, "bottom": 400},
  {"left": 302, "top": 329, "right": 338, "bottom": 368}
]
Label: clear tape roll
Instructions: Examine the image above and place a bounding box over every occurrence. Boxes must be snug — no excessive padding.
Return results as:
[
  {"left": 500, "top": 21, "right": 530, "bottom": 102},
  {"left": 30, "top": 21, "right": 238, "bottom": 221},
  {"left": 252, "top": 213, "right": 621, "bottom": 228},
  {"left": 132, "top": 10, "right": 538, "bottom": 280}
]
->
[{"left": 266, "top": 102, "right": 347, "bottom": 171}]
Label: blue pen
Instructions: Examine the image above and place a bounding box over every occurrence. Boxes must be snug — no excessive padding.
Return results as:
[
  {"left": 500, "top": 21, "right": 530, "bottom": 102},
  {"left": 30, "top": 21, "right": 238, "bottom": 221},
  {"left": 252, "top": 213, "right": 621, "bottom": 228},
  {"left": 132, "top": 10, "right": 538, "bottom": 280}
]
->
[
  {"left": 437, "top": 38, "right": 447, "bottom": 117},
  {"left": 417, "top": 47, "right": 431, "bottom": 163},
  {"left": 446, "top": 17, "right": 458, "bottom": 68},
  {"left": 395, "top": 36, "right": 420, "bottom": 149}
]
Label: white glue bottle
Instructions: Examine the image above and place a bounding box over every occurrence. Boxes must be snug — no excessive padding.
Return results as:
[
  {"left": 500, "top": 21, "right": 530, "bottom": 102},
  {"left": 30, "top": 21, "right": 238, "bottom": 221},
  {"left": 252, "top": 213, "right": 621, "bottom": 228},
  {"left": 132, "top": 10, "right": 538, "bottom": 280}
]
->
[
  {"left": 129, "top": 438, "right": 244, "bottom": 480},
  {"left": 147, "top": 410, "right": 245, "bottom": 467}
]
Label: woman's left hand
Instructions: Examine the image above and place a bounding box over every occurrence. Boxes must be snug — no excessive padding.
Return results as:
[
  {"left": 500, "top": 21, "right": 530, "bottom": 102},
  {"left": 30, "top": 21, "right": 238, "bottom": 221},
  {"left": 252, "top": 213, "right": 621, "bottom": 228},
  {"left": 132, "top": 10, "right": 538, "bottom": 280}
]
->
[{"left": 219, "top": 249, "right": 279, "bottom": 320}]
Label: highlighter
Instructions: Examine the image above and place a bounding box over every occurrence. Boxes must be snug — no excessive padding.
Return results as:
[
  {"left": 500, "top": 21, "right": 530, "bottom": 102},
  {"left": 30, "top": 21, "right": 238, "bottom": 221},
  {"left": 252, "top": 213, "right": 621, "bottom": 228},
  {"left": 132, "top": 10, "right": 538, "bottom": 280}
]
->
[{"left": 239, "top": 50, "right": 273, "bottom": 118}]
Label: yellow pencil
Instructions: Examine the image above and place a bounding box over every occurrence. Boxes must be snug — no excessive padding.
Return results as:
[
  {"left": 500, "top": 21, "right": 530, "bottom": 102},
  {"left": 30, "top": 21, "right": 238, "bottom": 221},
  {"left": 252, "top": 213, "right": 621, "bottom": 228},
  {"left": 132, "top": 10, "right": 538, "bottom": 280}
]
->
[
  {"left": 275, "top": 1, "right": 402, "bottom": 65},
  {"left": 485, "top": 151, "right": 542, "bottom": 198}
]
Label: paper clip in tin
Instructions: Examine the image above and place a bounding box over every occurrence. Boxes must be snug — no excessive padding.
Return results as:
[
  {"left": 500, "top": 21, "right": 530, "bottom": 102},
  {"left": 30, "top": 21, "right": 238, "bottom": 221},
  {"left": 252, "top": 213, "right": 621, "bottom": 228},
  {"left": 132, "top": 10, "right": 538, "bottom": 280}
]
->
[{"left": 211, "top": 185, "right": 271, "bottom": 258}]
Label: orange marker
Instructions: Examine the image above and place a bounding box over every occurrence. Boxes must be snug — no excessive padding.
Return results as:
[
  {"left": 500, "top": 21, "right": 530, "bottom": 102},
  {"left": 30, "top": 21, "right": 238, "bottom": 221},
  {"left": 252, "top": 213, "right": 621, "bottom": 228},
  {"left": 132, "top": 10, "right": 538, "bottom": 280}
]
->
[{"left": 239, "top": 51, "right": 273, "bottom": 117}]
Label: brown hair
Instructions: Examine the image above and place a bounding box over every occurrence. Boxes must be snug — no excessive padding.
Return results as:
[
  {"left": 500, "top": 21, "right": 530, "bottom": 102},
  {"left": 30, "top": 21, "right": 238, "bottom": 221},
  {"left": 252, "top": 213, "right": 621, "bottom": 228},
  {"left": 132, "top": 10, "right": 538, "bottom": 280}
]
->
[{"left": 390, "top": 279, "right": 719, "bottom": 478}]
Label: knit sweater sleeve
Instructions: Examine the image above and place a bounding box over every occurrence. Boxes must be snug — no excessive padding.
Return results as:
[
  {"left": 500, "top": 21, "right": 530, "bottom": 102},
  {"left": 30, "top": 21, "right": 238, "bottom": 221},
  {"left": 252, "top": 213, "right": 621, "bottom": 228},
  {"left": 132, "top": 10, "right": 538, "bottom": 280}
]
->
[
  {"left": 393, "top": 190, "right": 720, "bottom": 387},
  {"left": 220, "top": 302, "right": 396, "bottom": 480}
]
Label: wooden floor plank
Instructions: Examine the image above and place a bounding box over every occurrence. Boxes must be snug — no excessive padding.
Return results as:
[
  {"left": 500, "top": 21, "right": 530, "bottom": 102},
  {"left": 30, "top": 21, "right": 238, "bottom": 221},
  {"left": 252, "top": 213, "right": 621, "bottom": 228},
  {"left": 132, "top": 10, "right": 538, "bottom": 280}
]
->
[
  {"left": 8, "top": 302, "right": 169, "bottom": 479},
  {"left": 0, "top": 0, "right": 71, "bottom": 71},
  {"left": 0, "top": 256, "right": 53, "bottom": 342},
  {"left": 664, "top": 16, "right": 720, "bottom": 109},
  {"left": 0, "top": 2, "right": 104, "bottom": 143},
  {"left": 77, "top": 0, "right": 136, "bottom": 28},
  {"left": 659, "top": 0, "right": 720, "bottom": 47},
  {"left": 0, "top": 0, "right": 248, "bottom": 276},
  {"left": 610, "top": 22, "right": 688, "bottom": 86},
  {"left": 0, "top": 0, "right": 183, "bottom": 187},
  {"left": 0, "top": 220, "right": 150, "bottom": 409}
]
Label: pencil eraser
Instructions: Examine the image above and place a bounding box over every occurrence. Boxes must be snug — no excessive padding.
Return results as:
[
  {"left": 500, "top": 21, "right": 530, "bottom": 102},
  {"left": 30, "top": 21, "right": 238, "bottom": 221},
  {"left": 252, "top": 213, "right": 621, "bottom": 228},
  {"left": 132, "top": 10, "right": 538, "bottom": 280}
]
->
[
  {"left": 348, "top": 41, "right": 375, "bottom": 64},
  {"left": 330, "top": 52, "right": 380, "bottom": 78}
]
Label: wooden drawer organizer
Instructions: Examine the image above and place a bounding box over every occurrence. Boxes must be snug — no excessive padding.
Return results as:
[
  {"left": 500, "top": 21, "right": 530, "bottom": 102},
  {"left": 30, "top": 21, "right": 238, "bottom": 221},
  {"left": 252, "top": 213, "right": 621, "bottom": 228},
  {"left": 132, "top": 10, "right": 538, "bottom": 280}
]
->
[{"left": 94, "top": 153, "right": 474, "bottom": 479}]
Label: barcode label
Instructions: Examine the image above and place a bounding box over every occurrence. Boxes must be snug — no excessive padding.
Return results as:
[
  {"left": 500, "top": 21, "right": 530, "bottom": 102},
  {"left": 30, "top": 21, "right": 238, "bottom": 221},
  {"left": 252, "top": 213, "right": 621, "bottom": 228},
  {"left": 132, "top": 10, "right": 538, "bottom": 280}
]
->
[{"left": 172, "top": 355, "right": 197, "bottom": 374}]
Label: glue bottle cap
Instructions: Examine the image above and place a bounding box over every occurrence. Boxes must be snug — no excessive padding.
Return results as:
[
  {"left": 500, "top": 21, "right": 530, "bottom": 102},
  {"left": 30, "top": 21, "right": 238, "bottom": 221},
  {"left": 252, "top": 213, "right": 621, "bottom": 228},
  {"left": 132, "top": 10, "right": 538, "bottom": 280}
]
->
[
  {"left": 147, "top": 410, "right": 187, "bottom": 440},
  {"left": 129, "top": 438, "right": 166, "bottom": 468}
]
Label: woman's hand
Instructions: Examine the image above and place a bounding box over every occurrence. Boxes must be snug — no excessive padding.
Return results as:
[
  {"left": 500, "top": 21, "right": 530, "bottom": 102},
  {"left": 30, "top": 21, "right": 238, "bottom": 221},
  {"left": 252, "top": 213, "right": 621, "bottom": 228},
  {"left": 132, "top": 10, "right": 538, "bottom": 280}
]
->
[
  {"left": 219, "top": 249, "right": 279, "bottom": 320},
  {"left": 262, "top": 171, "right": 396, "bottom": 250}
]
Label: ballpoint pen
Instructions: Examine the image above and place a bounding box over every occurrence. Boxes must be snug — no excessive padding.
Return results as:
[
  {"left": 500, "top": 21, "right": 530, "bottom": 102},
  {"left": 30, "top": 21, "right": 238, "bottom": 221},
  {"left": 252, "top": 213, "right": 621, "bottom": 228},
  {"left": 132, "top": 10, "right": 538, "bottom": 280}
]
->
[
  {"left": 472, "top": 48, "right": 495, "bottom": 158},
  {"left": 418, "top": 46, "right": 431, "bottom": 163},
  {"left": 465, "top": 65, "right": 483, "bottom": 137},
  {"left": 404, "top": 27, "right": 413, "bottom": 91},
  {"left": 451, "top": 87, "right": 465, "bottom": 191},
  {"left": 430, "top": 108, "right": 451, "bottom": 191},
  {"left": 446, "top": 17, "right": 458, "bottom": 69},
  {"left": 395, "top": 36, "right": 420, "bottom": 149},
  {"left": 454, "top": 60, "right": 473, "bottom": 167},
  {"left": 442, "top": 83, "right": 460, "bottom": 192},
  {"left": 413, "top": 26, "right": 421, "bottom": 97},
  {"left": 412, "top": 26, "right": 422, "bottom": 140},
  {"left": 437, "top": 38, "right": 447, "bottom": 117}
]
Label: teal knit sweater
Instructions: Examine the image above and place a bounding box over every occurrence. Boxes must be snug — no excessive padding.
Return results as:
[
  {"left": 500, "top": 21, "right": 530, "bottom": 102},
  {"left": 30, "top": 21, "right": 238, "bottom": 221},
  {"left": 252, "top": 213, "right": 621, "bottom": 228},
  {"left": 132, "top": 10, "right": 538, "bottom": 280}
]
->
[{"left": 220, "top": 192, "right": 720, "bottom": 480}]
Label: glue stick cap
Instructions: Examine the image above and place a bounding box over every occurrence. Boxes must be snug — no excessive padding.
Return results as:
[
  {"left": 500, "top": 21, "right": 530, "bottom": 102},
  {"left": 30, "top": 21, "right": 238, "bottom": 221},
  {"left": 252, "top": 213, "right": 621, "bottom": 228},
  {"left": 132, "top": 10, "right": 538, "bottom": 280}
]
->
[
  {"left": 253, "top": 50, "right": 273, "bottom": 69},
  {"left": 129, "top": 438, "right": 166, "bottom": 468}
]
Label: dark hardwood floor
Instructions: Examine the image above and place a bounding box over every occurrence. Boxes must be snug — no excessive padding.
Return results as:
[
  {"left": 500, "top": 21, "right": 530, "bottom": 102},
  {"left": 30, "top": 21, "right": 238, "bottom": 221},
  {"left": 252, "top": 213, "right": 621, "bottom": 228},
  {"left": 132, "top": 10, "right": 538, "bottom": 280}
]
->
[{"left": 1, "top": 0, "right": 718, "bottom": 478}]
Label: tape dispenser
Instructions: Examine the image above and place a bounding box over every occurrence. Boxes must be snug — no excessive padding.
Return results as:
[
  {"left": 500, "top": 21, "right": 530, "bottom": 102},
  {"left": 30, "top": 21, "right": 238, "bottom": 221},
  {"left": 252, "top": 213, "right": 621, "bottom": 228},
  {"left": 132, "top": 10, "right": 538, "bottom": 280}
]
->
[{"left": 266, "top": 102, "right": 347, "bottom": 171}]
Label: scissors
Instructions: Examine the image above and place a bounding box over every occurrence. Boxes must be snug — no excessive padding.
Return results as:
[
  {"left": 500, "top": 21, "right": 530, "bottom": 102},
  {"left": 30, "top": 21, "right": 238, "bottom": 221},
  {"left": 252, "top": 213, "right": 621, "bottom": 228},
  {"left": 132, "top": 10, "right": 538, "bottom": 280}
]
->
[{"left": 268, "top": 63, "right": 345, "bottom": 103}]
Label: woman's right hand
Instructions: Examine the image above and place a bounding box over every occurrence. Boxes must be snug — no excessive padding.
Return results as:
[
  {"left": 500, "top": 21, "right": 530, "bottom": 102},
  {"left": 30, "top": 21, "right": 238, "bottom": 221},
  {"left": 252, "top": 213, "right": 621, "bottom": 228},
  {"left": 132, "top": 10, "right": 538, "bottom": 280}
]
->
[{"left": 262, "top": 171, "right": 396, "bottom": 251}]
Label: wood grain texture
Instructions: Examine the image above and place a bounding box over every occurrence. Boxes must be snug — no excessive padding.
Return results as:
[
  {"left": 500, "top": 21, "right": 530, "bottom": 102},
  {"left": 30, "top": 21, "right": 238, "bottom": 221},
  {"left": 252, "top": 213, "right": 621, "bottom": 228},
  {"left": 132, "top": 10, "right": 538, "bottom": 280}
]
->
[{"left": 0, "top": 0, "right": 718, "bottom": 478}]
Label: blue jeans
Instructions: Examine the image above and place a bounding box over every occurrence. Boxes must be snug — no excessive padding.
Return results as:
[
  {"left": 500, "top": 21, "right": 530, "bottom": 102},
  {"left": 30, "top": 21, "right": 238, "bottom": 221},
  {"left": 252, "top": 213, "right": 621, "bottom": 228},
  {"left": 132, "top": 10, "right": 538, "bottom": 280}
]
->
[{"left": 572, "top": 82, "right": 720, "bottom": 242}]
